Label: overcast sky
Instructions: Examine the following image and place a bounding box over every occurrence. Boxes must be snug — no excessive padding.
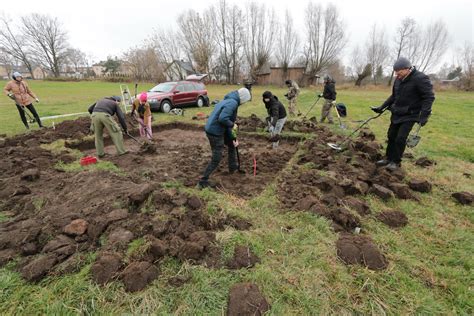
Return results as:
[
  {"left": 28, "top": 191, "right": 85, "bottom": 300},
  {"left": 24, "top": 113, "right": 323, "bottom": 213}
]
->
[{"left": 2, "top": 0, "right": 473, "bottom": 71}]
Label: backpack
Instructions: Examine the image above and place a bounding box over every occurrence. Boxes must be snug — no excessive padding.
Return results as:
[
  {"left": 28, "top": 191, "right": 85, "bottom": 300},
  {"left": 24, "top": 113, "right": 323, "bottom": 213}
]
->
[{"left": 336, "top": 103, "right": 347, "bottom": 117}]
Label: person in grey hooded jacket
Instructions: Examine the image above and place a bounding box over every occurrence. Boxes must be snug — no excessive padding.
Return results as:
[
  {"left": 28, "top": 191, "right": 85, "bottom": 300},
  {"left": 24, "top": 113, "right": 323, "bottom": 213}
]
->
[{"left": 197, "top": 88, "right": 251, "bottom": 189}]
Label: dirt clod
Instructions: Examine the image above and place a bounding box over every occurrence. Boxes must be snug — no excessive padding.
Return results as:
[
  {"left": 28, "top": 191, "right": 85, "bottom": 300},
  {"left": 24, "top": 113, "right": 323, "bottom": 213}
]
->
[
  {"left": 415, "top": 156, "right": 436, "bottom": 167},
  {"left": 186, "top": 196, "right": 202, "bottom": 210},
  {"left": 0, "top": 249, "right": 16, "bottom": 267},
  {"left": 21, "top": 168, "right": 40, "bottom": 181},
  {"left": 336, "top": 234, "right": 388, "bottom": 270},
  {"left": 63, "top": 219, "right": 88, "bottom": 236},
  {"left": 376, "top": 210, "right": 408, "bottom": 228},
  {"left": 451, "top": 192, "right": 473, "bottom": 205},
  {"left": 341, "top": 197, "right": 371, "bottom": 216},
  {"left": 408, "top": 179, "right": 432, "bottom": 193},
  {"left": 369, "top": 184, "right": 395, "bottom": 200},
  {"left": 121, "top": 261, "right": 159, "bottom": 292},
  {"left": 227, "top": 283, "right": 271, "bottom": 316},
  {"left": 90, "top": 252, "right": 122, "bottom": 285},
  {"left": 20, "top": 254, "right": 58, "bottom": 282},
  {"left": 226, "top": 245, "right": 260, "bottom": 269},
  {"left": 128, "top": 184, "right": 154, "bottom": 210}
]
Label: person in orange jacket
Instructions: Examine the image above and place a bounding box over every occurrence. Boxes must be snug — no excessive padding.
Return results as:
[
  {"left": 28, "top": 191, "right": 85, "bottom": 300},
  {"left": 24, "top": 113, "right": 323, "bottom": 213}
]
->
[{"left": 3, "top": 72, "right": 44, "bottom": 129}]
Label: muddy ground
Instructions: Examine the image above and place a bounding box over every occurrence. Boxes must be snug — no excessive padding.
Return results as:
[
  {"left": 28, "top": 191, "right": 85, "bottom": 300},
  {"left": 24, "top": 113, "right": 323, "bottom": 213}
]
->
[{"left": 0, "top": 114, "right": 443, "bottom": 299}]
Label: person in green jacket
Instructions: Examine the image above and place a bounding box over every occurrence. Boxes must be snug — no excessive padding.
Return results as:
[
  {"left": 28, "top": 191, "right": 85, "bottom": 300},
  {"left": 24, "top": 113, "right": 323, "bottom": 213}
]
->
[{"left": 88, "top": 96, "right": 128, "bottom": 157}]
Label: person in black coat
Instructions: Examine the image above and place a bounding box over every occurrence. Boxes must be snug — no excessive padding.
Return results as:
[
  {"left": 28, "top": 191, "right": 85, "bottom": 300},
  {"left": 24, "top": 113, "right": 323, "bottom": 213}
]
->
[
  {"left": 263, "top": 91, "right": 287, "bottom": 149},
  {"left": 319, "top": 75, "right": 337, "bottom": 123},
  {"left": 372, "top": 57, "right": 435, "bottom": 171}
]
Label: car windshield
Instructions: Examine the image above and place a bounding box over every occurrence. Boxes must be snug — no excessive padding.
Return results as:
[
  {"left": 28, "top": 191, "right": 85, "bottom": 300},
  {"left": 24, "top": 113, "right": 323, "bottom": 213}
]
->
[{"left": 149, "top": 83, "right": 175, "bottom": 93}]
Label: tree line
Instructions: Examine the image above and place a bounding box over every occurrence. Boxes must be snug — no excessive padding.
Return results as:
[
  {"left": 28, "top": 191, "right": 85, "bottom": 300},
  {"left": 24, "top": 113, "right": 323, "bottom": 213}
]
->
[{"left": 0, "top": 1, "right": 473, "bottom": 89}]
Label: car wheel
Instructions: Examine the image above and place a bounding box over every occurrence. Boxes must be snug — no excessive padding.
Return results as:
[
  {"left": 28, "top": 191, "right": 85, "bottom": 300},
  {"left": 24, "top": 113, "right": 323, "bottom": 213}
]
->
[
  {"left": 197, "top": 96, "right": 204, "bottom": 108},
  {"left": 161, "top": 100, "right": 172, "bottom": 113}
]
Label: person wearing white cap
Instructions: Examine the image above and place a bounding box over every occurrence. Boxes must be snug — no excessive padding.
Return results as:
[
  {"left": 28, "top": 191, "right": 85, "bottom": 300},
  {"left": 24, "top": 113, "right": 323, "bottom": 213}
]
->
[
  {"left": 3, "top": 71, "right": 43, "bottom": 129},
  {"left": 197, "top": 88, "right": 251, "bottom": 189}
]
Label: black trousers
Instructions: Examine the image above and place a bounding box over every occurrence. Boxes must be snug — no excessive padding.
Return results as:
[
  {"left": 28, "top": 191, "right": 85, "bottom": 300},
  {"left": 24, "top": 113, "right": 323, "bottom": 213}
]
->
[
  {"left": 200, "top": 133, "right": 237, "bottom": 183},
  {"left": 16, "top": 104, "right": 42, "bottom": 128},
  {"left": 386, "top": 121, "right": 416, "bottom": 164}
]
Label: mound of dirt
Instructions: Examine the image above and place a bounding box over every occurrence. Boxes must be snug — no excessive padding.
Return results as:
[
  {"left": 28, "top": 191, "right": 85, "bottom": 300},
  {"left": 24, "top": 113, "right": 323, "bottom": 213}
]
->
[
  {"left": 237, "top": 114, "right": 266, "bottom": 131},
  {"left": 376, "top": 210, "right": 408, "bottom": 228},
  {"left": 336, "top": 234, "right": 388, "bottom": 270},
  {"left": 226, "top": 245, "right": 260, "bottom": 269},
  {"left": 227, "top": 283, "right": 270, "bottom": 316},
  {"left": 415, "top": 157, "right": 436, "bottom": 167},
  {"left": 451, "top": 192, "right": 473, "bottom": 205},
  {"left": 121, "top": 261, "right": 159, "bottom": 292}
]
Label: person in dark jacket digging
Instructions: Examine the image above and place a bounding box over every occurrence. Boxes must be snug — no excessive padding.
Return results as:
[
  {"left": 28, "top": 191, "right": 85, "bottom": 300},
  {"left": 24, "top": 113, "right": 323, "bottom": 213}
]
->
[
  {"left": 197, "top": 88, "right": 251, "bottom": 189},
  {"left": 88, "top": 96, "right": 128, "bottom": 158},
  {"left": 371, "top": 57, "right": 435, "bottom": 171},
  {"left": 263, "top": 91, "right": 287, "bottom": 149},
  {"left": 319, "top": 75, "right": 337, "bottom": 123}
]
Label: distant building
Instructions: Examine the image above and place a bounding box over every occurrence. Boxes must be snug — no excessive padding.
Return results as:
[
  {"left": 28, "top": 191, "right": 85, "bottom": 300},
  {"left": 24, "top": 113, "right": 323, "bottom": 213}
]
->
[
  {"left": 255, "top": 66, "right": 306, "bottom": 86},
  {"left": 164, "top": 60, "right": 195, "bottom": 81}
]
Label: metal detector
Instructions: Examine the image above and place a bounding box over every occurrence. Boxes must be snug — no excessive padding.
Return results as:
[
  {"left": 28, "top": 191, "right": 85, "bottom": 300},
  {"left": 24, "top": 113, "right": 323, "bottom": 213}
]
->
[
  {"left": 18, "top": 105, "right": 36, "bottom": 124},
  {"left": 303, "top": 96, "right": 321, "bottom": 119},
  {"left": 327, "top": 110, "right": 386, "bottom": 151}
]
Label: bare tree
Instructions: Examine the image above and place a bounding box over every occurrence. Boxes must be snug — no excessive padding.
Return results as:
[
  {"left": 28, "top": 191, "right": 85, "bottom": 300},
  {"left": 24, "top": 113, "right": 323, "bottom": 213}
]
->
[
  {"left": 0, "top": 47, "right": 15, "bottom": 76},
  {"left": 350, "top": 45, "right": 372, "bottom": 86},
  {"left": 411, "top": 19, "right": 449, "bottom": 73},
  {"left": 0, "top": 14, "right": 35, "bottom": 78},
  {"left": 388, "top": 17, "right": 417, "bottom": 85},
  {"left": 366, "top": 24, "right": 389, "bottom": 85},
  {"left": 177, "top": 9, "right": 215, "bottom": 74},
  {"left": 459, "top": 42, "right": 474, "bottom": 90},
  {"left": 303, "top": 3, "right": 346, "bottom": 84},
  {"left": 21, "top": 13, "right": 69, "bottom": 77},
  {"left": 65, "top": 48, "right": 87, "bottom": 72},
  {"left": 211, "top": 0, "right": 244, "bottom": 83},
  {"left": 242, "top": 2, "right": 278, "bottom": 80},
  {"left": 123, "top": 45, "right": 165, "bottom": 81},
  {"left": 275, "top": 9, "right": 299, "bottom": 80}
]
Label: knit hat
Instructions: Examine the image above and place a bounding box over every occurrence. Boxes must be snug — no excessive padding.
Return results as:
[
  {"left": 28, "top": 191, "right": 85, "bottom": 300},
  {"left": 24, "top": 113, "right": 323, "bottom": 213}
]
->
[
  {"left": 262, "top": 91, "right": 273, "bottom": 99},
  {"left": 393, "top": 57, "right": 412, "bottom": 71},
  {"left": 238, "top": 88, "right": 251, "bottom": 104},
  {"left": 139, "top": 92, "right": 147, "bottom": 102},
  {"left": 12, "top": 72, "right": 22, "bottom": 80}
]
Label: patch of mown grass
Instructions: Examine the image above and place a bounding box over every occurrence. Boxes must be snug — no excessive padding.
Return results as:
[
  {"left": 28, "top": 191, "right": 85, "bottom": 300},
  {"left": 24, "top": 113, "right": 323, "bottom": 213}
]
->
[
  {"left": 0, "top": 81, "right": 473, "bottom": 314},
  {"left": 54, "top": 160, "right": 124, "bottom": 175}
]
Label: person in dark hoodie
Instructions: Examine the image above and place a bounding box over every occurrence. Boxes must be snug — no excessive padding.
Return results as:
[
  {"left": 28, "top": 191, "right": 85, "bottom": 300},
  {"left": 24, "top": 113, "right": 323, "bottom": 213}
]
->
[
  {"left": 197, "top": 88, "right": 251, "bottom": 189},
  {"left": 319, "top": 75, "right": 337, "bottom": 123},
  {"left": 262, "top": 91, "right": 287, "bottom": 149},
  {"left": 371, "top": 57, "right": 434, "bottom": 171},
  {"left": 88, "top": 96, "right": 128, "bottom": 158}
]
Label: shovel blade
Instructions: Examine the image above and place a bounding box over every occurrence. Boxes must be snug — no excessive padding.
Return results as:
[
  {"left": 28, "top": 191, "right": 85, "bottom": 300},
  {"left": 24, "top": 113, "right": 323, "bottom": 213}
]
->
[{"left": 406, "top": 135, "right": 421, "bottom": 148}]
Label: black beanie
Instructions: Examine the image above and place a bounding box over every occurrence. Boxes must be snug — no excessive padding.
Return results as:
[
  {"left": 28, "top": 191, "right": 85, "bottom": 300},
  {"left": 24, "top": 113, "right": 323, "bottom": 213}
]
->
[
  {"left": 262, "top": 91, "right": 273, "bottom": 99},
  {"left": 393, "top": 57, "right": 412, "bottom": 71}
]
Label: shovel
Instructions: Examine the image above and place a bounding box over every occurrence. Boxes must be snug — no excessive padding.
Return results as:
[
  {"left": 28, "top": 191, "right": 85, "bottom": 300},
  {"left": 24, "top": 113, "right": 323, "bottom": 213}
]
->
[
  {"left": 327, "top": 110, "right": 386, "bottom": 151},
  {"left": 18, "top": 105, "right": 36, "bottom": 123},
  {"left": 334, "top": 103, "right": 346, "bottom": 129},
  {"left": 132, "top": 114, "right": 153, "bottom": 139},
  {"left": 406, "top": 124, "right": 422, "bottom": 148}
]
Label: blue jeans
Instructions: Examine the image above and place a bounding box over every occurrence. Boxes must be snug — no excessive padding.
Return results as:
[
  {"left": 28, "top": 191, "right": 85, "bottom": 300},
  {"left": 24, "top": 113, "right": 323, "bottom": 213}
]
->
[{"left": 200, "top": 133, "right": 237, "bottom": 184}]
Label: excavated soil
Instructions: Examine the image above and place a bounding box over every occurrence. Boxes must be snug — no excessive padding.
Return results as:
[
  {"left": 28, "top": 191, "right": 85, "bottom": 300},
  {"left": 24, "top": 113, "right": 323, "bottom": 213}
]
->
[
  {"left": 0, "top": 114, "right": 432, "bottom": 290},
  {"left": 238, "top": 114, "right": 319, "bottom": 133},
  {"left": 336, "top": 233, "right": 388, "bottom": 270},
  {"left": 227, "top": 282, "right": 271, "bottom": 316},
  {"left": 376, "top": 210, "right": 409, "bottom": 228}
]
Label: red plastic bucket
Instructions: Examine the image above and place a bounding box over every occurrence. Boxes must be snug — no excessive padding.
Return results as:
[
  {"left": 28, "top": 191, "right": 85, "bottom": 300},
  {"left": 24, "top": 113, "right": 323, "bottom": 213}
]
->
[{"left": 80, "top": 156, "right": 98, "bottom": 166}]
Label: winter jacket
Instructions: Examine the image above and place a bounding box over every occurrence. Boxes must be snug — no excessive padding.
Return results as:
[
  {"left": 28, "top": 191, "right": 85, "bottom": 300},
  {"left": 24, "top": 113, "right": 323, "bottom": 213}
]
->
[
  {"left": 88, "top": 97, "right": 127, "bottom": 131},
  {"left": 264, "top": 95, "right": 287, "bottom": 126},
  {"left": 323, "top": 81, "right": 337, "bottom": 101},
  {"left": 287, "top": 81, "right": 300, "bottom": 99},
  {"left": 3, "top": 80, "right": 37, "bottom": 106},
  {"left": 381, "top": 68, "right": 435, "bottom": 124},
  {"left": 205, "top": 91, "right": 241, "bottom": 139},
  {"left": 131, "top": 99, "right": 152, "bottom": 122}
]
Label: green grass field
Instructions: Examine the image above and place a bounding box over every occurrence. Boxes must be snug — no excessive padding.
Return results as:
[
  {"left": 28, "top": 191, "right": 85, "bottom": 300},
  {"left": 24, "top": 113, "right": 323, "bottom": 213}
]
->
[{"left": 0, "top": 80, "right": 473, "bottom": 314}]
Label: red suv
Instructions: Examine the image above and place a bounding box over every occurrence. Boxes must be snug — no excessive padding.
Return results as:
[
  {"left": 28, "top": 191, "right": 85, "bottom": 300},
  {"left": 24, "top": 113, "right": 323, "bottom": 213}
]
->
[{"left": 146, "top": 81, "right": 209, "bottom": 113}]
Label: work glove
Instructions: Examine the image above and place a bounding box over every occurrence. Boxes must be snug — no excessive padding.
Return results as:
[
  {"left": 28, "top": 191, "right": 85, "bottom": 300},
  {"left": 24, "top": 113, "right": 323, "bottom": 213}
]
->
[
  {"left": 318, "top": 94, "right": 323, "bottom": 98},
  {"left": 233, "top": 139, "right": 239, "bottom": 147},
  {"left": 7, "top": 93, "right": 15, "bottom": 100},
  {"left": 35, "top": 98, "right": 40, "bottom": 103},
  {"left": 419, "top": 116, "right": 428, "bottom": 127},
  {"left": 371, "top": 105, "right": 384, "bottom": 114}
]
